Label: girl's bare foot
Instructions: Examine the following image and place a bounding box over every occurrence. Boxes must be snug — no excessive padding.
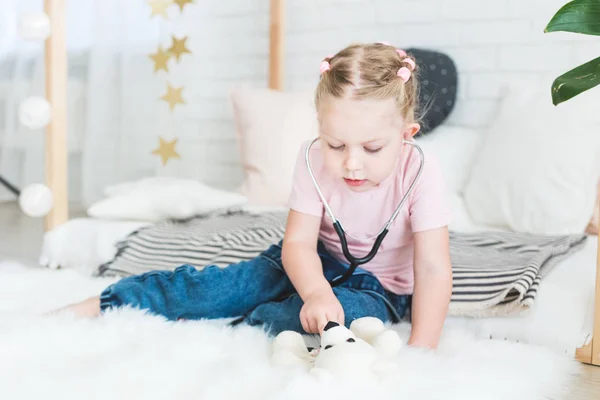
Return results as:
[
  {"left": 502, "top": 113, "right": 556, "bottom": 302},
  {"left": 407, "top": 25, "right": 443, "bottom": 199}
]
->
[{"left": 45, "top": 296, "right": 101, "bottom": 318}]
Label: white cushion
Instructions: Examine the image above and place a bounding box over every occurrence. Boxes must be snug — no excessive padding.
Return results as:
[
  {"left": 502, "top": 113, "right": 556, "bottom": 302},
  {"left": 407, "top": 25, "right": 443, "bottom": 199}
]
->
[
  {"left": 463, "top": 83, "right": 600, "bottom": 234},
  {"left": 415, "top": 125, "right": 482, "bottom": 195},
  {"left": 40, "top": 218, "right": 149, "bottom": 274},
  {"left": 87, "top": 177, "right": 248, "bottom": 221},
  {"left": 230, "top": 86, "right": 319, "bottom": 206}
]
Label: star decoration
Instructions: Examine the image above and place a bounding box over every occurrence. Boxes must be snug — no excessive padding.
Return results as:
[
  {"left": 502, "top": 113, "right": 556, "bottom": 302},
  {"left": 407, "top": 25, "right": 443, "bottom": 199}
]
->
[
  {"left": 147, "top": 0, "right": 172, "bottom": 18},
  {"left": 168, "top": 35, "right": 191, "bottom": 62},
  {"left": 160, "top": 83, "right": 186, "bottom": 111},
  {"left": 174, "top": 0, "right": 194, "bottom": 12},
  {"left": 149, "top": 45, "right": 172, "bottom": 73},
  {"left": 152, "top": 137, "right": 181, "bottom": 165}
]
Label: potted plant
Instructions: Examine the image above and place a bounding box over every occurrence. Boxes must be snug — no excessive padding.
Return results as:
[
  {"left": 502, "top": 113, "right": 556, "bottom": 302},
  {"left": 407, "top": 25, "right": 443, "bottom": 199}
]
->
[
  {"left": 546, "top": 1, "right": 600, "bottom": 367},
  {"left": 545, "top": 0, "right": 600, "bottom": 105}
]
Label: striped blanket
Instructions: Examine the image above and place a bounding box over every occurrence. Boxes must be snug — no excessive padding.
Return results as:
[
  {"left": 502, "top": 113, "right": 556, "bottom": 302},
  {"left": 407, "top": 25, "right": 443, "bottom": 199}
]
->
[{"left": 97, "top": 210, "right": 587, "bottom": 317}]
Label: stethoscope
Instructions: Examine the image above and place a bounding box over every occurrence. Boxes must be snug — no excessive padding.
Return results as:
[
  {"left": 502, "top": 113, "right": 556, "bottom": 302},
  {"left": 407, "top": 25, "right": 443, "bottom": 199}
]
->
[{"left": 305, "top": 137, "right": 425, "bottom": 287}]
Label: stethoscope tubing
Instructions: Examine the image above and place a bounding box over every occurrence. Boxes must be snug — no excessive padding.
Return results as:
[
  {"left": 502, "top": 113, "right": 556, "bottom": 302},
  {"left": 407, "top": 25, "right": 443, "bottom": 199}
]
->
[{"left": 304, "top": 137, "right": 425, "bottom": 286}]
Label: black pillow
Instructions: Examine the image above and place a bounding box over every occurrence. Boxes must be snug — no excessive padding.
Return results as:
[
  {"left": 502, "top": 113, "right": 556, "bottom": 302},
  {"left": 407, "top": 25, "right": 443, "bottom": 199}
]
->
[{"left": 406, "top": 48, "right": 458, "bottom": 135}]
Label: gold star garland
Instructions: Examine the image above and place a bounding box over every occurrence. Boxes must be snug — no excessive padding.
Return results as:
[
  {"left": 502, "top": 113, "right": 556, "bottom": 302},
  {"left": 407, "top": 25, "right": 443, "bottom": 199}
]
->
[
  {"left": 147, "top": 0, "right": 194, "bottom": 19},
  {"left": 146, "top": 1, "right": 195, "bottom": 165},
  {"left": 152, "top": 137, "right": 181, "bottom": 165},
  {"left": 168, "top": 35, "right": 192, "bottom": 62},
  {"left": 160, "top": 82, "right": 186, "bottom": 110},
  {"left": 174, "top": 0, "right": 194, "bottom": 12},
  {"left": 149, "top": 45, "right": 171, "bottom": 73},
  {"left": 147, "top": 0, "right": 172, "bottom": 19}
]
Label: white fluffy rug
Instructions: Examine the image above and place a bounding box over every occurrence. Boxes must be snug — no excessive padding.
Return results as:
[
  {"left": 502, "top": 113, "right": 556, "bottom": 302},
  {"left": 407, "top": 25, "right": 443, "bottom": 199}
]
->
[{"left": 0, "top": 261, "right": 581, "bottom": 400}]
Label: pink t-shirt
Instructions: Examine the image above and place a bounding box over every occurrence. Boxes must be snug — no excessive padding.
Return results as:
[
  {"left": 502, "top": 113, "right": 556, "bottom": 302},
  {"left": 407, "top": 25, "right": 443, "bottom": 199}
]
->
[{"left": 287, "top": 140, "right": 452, "bottom": 295}]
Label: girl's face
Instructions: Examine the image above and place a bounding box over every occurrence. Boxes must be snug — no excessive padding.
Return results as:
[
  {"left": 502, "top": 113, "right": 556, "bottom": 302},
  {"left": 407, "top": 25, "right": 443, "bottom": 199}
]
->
[{"left": 318, "top": 96, "right": 419, "bottom": 192}]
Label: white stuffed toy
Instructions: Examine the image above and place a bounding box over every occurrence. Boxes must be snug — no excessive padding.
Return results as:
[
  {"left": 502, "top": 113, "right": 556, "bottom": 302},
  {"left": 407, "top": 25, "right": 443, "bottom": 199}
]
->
[{"left": 271, "top": 317, "right": 403, "bottom": 382}]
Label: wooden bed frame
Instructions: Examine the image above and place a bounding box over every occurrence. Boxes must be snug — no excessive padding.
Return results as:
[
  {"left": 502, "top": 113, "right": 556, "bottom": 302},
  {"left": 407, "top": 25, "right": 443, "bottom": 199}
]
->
[{"left": 40, "top": 0, "right": 600, "bottom": 366}]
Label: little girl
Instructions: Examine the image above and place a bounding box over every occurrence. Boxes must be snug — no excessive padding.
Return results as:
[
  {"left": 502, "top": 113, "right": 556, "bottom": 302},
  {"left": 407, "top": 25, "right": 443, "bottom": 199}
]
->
[{"left": 54, "top": 42, "right": 453, "bottom": 349}]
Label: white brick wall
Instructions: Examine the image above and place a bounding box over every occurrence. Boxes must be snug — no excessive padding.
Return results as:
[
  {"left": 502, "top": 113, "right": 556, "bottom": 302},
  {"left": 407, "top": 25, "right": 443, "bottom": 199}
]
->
[
  {"left": 171, "top": 0, "right": 596, "bottom": 189},
  {"left": 277, "top": 0, "right": 595, "bottom": 128},
  {"left": 5, "top": 0, "right": 589, "bottom": 202},
  {"left": 183, "top": 0, "right": 596, "bottom": 128}
]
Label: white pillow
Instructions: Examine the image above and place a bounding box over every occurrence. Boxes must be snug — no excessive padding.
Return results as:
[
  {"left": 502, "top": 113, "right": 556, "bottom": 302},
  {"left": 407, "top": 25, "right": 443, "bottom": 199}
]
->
[
  {"left": 230, "top": 85, "right": 319, "bottom": 206},
  {"left": 87, "top": 177, "right": 248, "bottom": 221},
  {"left": 40, "top": 218, "right": 149, "bottom": 275},
  {"left": 463, "top": 83, "right": 600, "bottom": 235},
  {"left": 415, "top": 125, "right": 482, "bottom": 195}
]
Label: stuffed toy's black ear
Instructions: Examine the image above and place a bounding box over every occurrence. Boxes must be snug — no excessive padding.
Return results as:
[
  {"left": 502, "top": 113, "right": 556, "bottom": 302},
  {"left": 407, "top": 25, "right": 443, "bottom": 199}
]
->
[{"left": 323, "top": 321, "right": 339, "bottom": 331}]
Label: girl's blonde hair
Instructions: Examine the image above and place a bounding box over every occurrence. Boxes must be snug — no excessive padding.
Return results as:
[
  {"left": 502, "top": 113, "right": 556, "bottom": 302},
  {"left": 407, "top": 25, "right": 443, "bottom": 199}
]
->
[{"left": 315, "top": 42, "right": 420, "bottom": 124}]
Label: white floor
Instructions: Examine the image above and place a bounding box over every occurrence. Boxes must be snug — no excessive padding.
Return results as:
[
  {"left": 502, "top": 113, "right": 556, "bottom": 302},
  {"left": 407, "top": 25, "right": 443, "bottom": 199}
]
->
[
  {"left": 0, "top": 258, "right": 586, "bottom": 400},
  {"left": 0, "top": 201, "right": 599, "bottom": 399},
  {"left": 0, "top": 201, "right": 87, "bottom": 263}
]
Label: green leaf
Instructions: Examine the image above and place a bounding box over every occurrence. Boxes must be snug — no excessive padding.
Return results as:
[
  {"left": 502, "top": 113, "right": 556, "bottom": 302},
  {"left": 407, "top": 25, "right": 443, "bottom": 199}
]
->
[
  {"left": 551, "top": 56, "right": 600, "bottom": 105},
  {"left": 544, "top": 0, "right": 600, "bottom": 36}
]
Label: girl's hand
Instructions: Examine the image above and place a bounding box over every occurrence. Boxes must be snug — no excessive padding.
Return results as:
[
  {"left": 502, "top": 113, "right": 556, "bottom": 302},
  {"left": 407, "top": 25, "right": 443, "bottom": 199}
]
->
[{"left": 299, "top": 288, "right": 344, "bottom": 334}]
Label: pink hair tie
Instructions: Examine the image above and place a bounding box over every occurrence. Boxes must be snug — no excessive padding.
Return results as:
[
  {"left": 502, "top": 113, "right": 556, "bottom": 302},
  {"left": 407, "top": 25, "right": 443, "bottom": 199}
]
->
[
  {"left": 320, "top": 60, "right": 331, "bottom": 75},
  {"left": 397, "top": 67, "right": 411, "bottom": 83},
  {"left": 402, "top": 58, "right": 416, "bottom": 71},
  {"left": 396, "top": 49, "right": 407, "bottom": 57}
]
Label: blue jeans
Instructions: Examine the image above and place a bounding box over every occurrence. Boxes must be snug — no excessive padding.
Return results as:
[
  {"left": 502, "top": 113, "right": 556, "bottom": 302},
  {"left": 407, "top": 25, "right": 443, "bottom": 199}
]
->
[{"left": 99, "top": 241, "right": 411, "bottom": 336}]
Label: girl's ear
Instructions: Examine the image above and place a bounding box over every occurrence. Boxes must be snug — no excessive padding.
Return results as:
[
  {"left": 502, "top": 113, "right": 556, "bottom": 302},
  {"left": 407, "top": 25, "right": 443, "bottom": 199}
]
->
[{"left": 403, "top": 122, "right": 420, "bottom": 140}]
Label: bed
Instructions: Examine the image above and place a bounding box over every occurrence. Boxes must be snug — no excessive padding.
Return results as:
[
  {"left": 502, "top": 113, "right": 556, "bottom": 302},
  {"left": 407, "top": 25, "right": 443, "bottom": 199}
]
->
[{"left": 30, "top": 0, "right": 600, "bottom": 366}]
